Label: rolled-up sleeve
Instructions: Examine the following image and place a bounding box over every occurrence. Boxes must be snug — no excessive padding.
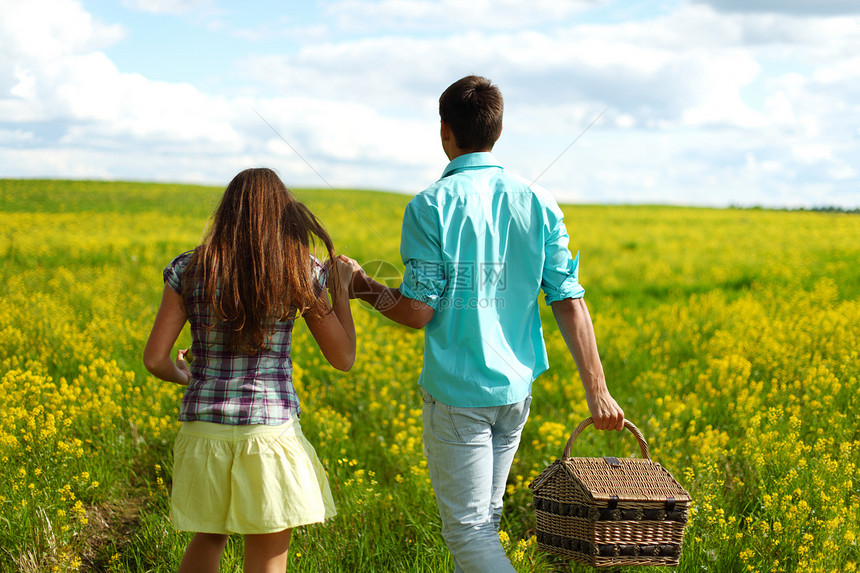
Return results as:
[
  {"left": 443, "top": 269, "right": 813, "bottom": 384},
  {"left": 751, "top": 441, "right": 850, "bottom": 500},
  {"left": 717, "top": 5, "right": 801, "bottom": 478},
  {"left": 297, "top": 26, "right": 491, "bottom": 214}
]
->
[
  {"left": 541, "top": 211, "right": 585, "bottom": 305},
  {"left": 399, "top": 200, "right": 447, "bottom": 309},
  {"left": 310, "top": 255, "right": 328, "bottom": 297},
  {"left": 163, "top": 251, "right": 193, "bottom": 294}
]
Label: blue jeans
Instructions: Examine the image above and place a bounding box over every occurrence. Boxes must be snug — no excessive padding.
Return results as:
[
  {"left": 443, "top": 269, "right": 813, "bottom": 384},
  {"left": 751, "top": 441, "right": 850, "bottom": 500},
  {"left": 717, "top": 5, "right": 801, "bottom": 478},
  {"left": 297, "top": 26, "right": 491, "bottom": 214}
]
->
[{"left": 421, "top": 388, "right": 532, "bottom": 573}]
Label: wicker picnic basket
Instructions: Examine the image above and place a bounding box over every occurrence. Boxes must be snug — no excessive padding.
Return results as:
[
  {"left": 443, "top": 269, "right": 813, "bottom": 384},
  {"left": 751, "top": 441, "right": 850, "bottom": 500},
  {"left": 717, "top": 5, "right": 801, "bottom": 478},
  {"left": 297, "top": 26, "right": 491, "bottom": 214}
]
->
[{"left": 529, "top": 417, "right": 691, "bottom": 568}]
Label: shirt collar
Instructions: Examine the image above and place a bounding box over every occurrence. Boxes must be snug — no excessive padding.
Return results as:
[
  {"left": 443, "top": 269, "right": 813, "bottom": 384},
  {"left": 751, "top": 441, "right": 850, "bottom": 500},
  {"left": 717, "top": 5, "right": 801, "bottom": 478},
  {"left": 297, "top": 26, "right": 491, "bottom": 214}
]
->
[{"left": 441, "top": 152, "right": 503, "bottom": 178}]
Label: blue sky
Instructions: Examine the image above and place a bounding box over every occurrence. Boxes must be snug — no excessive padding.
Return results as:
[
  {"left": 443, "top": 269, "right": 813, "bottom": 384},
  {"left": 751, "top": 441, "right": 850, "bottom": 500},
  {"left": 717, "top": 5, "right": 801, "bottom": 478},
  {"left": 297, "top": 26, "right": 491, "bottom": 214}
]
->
[{"left": 2, "top": 0, "right": 859, "bottom": 208}]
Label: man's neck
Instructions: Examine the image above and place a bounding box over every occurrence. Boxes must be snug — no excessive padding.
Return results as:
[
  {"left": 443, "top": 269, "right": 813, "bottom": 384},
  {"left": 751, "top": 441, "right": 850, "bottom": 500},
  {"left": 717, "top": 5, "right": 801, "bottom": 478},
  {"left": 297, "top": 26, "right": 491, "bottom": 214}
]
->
[{"left": 446, "top": 148, "right": 492, "bottom": 161}]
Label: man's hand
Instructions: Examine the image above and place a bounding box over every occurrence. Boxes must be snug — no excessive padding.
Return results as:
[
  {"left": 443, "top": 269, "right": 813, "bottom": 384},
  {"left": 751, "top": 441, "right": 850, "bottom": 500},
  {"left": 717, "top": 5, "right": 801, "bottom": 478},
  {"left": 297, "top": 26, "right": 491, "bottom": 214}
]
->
[
  {"left": 338, "top": 257, "right": 365, "bottom": 299},
  {"left": 585, "top": 388, "right": 625, "bottom": 431},
  {"left": 342, "top": 257, "right": 434, "bottom": 328}
]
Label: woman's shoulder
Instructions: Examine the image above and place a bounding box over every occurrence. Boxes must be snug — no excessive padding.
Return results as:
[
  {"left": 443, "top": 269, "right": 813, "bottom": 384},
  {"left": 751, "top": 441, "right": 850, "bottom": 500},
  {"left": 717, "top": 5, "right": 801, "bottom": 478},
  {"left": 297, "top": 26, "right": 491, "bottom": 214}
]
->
[
  {"left": 171, "top": 249, "right": 196, "bottom": 265},
  {"left": 163, "top": 249, "right": 198, "bottom": 292},
  {"left": 167, "top": 249, "right": 198, "bottom": 274}
]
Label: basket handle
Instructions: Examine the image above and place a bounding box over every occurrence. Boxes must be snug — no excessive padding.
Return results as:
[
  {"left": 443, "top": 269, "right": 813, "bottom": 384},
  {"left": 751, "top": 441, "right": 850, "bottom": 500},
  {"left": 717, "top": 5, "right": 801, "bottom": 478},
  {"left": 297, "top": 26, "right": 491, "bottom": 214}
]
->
[{"left": 562, "top": 417, "right": 650, "bottom": 460}]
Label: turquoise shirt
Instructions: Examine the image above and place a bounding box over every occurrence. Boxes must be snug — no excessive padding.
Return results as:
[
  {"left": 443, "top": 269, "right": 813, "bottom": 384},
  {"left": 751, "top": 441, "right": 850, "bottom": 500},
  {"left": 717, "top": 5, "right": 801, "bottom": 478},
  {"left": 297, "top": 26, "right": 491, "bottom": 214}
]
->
[{"left": 399, "top": 152, "right": 585, "bottom": 407}]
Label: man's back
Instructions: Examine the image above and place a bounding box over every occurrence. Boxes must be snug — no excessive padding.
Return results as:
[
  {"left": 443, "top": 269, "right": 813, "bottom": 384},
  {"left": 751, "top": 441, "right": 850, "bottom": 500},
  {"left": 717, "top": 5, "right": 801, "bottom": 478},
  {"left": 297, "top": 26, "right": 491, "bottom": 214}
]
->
[
  {"left": 348, "top": 75, "right": 623, "bottom": 573},
  {"left": 399, "top": 152, "right": 584, "bottom": 407}
]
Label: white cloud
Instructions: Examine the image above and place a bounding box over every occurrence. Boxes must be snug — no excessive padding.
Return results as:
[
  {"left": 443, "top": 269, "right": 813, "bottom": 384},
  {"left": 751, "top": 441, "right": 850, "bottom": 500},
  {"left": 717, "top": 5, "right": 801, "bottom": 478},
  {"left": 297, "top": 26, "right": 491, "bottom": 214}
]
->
[
  {"left": 679, "top": 52, "right": 763, "bottom": 127},
  {"left": 811, "top": 52, "right": 860, "bottom": 106},
  {"left": 827, "top": 164, "right": 857, "bottom": 181},
  {"left": 792, "top": 143, "right": 833, "bottom": 164},
  {"left": 0, "top": 0, "right": 124, "bottom": 62},
  {"left": 0, "top": 0, "right": 441, "bottom": 190},
  {"left": 121, "top": 0, "right": 214, "bottom": 15},
  {"left": 325, "top": 0, "right": 606, "bottom": 31},
  {"left": 0, "top": 129, "right": 34, "bottom": 144},
  {"left": 0, "top": 0, "right": 122, "bottom": 123},
  {"left": 0, "top": 0, "right": 858, "bottom": 208},
  {"left": 250, "top": 96, "right": 438, "bottom": 167},
  {"left": 229, "top": 20, "right": 329, "bottom": 43},
  {"left": 239, "top": 10, "right": 774, "bottom": 129},
  {"left": 695, "top": 0, "right": 860, "bottom": 16},
  {"left": 1, "top": 20, "right": 244, "bottom": 147},
  {"left": 10, "top": 65, "right": 36, "bottom": 99}
]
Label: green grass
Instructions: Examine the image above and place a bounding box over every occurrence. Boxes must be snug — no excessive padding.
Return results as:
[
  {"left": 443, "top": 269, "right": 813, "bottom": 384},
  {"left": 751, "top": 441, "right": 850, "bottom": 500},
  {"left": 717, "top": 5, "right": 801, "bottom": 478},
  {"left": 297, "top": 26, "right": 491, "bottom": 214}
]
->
[{"left": 1, "top": 178, "right": 859, "bottom": 572}]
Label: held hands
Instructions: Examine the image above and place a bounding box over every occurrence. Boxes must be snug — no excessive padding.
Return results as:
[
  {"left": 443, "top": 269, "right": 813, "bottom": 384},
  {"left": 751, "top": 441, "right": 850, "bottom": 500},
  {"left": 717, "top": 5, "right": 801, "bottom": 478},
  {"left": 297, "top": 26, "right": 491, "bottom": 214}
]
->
[
  {"left": 338, "top": 256, "right": 368, "bottom": 299},
  {"left": 329, "top": 255, "right": 356, "bottom": 299},
  {"left": 327, "top": 254, "right": 369, "bottom": 300}
]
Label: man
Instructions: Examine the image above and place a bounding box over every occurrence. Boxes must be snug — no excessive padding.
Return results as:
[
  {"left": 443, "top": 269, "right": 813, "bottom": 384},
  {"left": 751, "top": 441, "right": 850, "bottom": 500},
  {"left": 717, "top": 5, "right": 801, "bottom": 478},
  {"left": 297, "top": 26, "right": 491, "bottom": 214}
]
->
[{"left": 349, "top": 75, "right": 624, "bottom": 572}]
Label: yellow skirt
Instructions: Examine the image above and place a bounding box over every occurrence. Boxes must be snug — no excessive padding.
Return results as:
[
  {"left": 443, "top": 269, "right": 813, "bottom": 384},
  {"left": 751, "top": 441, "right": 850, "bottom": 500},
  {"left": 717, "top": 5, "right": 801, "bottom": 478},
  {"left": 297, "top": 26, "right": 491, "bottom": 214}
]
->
[{"left": 171, "top": 418, "right": 336, "bottom": 534}]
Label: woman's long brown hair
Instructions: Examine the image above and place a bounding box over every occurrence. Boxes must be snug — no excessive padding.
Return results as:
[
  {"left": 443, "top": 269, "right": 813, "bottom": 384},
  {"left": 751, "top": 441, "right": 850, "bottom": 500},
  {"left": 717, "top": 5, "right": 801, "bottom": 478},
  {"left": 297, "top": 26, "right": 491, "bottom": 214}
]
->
[{"left": 185, "top": 168, "right": 339, "bottom": 354}]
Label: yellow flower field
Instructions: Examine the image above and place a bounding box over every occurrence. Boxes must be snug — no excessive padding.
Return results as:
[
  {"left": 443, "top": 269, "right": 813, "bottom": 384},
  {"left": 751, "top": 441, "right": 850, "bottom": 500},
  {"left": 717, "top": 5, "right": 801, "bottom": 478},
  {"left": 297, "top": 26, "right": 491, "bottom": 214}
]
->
[{"left": 0, "top": 179, "right": 858, "bottom": 572}]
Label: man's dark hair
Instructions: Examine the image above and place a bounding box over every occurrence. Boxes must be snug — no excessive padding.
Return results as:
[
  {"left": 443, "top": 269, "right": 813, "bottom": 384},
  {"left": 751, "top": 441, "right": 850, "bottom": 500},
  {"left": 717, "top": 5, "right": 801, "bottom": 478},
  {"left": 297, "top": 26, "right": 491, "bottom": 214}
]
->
[{"left": 439, "top": 75, "right": 503, "bottom": 151}]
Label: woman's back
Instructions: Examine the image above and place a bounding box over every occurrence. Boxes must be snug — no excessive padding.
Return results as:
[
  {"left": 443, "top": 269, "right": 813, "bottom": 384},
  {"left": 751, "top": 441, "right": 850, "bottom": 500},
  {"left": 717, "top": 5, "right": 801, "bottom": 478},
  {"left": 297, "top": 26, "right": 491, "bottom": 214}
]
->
[
  {"left": 142, "top": 167, "right": 356, "bottom": 572},
  {"left": 164, "top": 250, "right": 328, "bottom": 425}
]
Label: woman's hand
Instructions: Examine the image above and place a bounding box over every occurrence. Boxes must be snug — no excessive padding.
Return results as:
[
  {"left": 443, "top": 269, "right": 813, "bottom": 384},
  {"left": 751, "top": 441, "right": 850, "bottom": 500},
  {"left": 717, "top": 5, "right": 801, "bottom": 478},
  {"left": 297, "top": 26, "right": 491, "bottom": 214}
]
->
[
  {"left": 176, "top": 348, "right": 192, "bottom": 385},
  {"left": 331, "top": 255, "right": 360, "bottom": 298},
  {"left": 143, "top": 285, "right": 191, "bottom": 385},
  {"left": 308, "top": 255, "right": 357, "bottom": 371}
]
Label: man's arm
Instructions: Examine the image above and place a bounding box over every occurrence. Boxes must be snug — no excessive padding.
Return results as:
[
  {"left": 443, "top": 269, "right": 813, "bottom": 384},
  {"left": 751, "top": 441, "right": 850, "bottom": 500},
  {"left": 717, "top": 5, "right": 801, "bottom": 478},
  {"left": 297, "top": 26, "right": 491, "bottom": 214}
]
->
[
  {"left": 351, "top": 267, "right": 435, "bottom": 329},
  {"left": 551, "top": 297, "right": 625, "bottom": 430}
]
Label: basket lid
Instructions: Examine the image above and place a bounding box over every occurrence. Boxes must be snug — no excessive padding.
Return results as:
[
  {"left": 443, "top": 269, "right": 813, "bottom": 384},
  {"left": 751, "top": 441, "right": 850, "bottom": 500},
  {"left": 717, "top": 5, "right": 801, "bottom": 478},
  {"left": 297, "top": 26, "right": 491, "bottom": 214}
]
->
[
  {"left": 529, "top": 418, "right": 691, "bottom": 504},
  {"left": 559, "top": 456, "right": 691, "bottom": 503}
]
